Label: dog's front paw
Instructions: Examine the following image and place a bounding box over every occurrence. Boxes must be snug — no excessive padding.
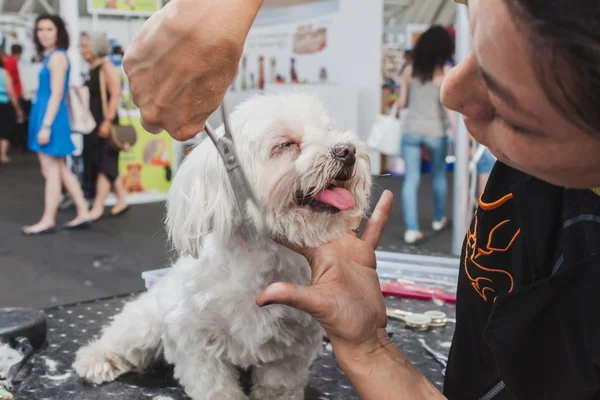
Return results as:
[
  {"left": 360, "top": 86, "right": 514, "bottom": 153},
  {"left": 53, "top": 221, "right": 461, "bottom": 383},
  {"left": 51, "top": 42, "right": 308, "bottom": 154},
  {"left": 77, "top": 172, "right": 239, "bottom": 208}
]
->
[{"left": 74, "top": 341, "right": 133, "bottom": 385}]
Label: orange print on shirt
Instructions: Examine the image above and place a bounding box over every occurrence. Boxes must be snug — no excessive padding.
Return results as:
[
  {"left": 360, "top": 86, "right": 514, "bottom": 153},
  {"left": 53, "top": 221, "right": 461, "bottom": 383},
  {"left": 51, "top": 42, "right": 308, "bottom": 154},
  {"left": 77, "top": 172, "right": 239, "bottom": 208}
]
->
[{"left": 464, "top": 193, "right": 519, "bottom": 302}]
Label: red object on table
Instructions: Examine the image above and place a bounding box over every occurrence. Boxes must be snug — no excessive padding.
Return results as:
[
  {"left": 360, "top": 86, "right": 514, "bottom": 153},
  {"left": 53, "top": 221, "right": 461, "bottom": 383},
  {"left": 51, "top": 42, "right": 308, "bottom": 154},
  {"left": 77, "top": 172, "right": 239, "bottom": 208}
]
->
[{"left": 380, "top": 281, "right": 457, "bottom": 303}]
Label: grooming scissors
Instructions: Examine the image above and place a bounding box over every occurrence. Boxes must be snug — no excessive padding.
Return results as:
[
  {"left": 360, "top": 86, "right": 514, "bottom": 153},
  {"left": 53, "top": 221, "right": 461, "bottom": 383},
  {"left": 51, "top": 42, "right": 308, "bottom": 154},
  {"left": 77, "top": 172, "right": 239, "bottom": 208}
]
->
[{"left": 204, "top": 103, "right": 264, "bottom": 243}]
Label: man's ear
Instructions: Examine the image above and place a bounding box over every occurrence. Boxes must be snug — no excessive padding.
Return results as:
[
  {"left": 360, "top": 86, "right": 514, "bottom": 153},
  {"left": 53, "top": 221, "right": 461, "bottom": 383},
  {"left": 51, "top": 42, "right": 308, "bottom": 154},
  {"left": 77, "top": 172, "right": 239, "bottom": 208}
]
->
[{"left": 165, "top": 138, "right": 239, "bottom": 257}]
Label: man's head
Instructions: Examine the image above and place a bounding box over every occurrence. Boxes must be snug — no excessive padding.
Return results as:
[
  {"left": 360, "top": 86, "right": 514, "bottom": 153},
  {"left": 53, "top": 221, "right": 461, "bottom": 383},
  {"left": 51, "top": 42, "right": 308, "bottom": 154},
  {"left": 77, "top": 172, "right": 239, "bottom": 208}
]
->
[
  {"left": 11, "top": 44, "right": 23, "bottom": 60},
  {"left": 442, "top": 0, "right": 600, "bottom": 188}
]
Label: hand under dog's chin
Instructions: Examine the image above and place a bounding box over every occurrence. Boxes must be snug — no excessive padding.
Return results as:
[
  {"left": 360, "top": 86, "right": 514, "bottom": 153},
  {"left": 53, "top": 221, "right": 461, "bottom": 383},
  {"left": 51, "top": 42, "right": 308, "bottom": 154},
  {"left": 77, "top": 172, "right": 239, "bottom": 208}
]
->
[{"left": 268, "top": 207, "right": 361, "bottom": 248}]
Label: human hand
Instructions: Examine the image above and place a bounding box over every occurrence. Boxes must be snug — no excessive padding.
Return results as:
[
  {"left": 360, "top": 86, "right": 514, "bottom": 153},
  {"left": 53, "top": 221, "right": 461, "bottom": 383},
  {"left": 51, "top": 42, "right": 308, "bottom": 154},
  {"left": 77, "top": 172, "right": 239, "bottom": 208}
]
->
[
  {"left": 123, "top": 0, "right": 262, "bottom": 140},
  {"left": 99, "top": 120, "right": 112, "bottom": 139},
  {"left": 15, "top": 108, "right": 24, "bottom": 122},
  {"left": 38, "top": 127, "right": 50, "bottom": 146},
  {"left": 257, "top": 190, "right": 394, "bottom": 352}
]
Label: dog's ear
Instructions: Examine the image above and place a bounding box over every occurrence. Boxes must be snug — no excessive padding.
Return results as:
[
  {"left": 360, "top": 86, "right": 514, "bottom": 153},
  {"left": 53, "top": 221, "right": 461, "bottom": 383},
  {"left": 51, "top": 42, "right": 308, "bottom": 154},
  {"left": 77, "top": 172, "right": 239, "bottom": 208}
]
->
[{"left": 165, "top": 138, "right": 239, "bottom": 257}]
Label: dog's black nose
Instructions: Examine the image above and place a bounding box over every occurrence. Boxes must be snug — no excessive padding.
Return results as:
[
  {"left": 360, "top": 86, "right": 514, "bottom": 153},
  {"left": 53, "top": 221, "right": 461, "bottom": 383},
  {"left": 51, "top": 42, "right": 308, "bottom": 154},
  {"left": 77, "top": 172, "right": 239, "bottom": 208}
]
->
[{"left": 333, "top": 143, "right": 356, "bottom": 167}]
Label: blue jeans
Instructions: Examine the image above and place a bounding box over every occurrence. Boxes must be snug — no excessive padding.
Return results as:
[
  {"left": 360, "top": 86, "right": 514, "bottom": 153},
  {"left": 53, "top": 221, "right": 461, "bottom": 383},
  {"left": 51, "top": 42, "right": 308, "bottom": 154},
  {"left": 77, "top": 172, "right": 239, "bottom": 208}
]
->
[
  {"left": 401, "top": 132, "right": 449, "bottom": 231},
  {"left": 477, "top": 147, "right": 496, "bottom": 175}
]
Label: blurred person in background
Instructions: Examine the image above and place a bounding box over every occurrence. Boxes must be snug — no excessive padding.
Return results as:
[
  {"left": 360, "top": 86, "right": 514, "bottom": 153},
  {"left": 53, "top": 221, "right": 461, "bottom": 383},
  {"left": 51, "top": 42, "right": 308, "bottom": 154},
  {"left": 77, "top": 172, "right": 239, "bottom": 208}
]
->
[
  {"left": 476, "top": 146, "right": 496, "bottom": 197},
  {"left": 0, "top": 55, "right": 24, "bottom": 164},
  {"left": 109, "top": 44, "right": 124, "bottom": 67},
  {"left": 398, "top": 26, "right": 456, "bottom": 244},
  {"left": 399, "top": 49, "right": 412, "bottom": 76},
  {"left": 80, "top": 32, "right": 129, "bottom": 221},
  {"left": 2, "top": 45, "right": 26, "bottom": 152},
  {"left": 23, "top": 15, "right": 92, "bottom": 235},
  {"left": 3, "top": 45, "right": 23, "bottom": 101}
]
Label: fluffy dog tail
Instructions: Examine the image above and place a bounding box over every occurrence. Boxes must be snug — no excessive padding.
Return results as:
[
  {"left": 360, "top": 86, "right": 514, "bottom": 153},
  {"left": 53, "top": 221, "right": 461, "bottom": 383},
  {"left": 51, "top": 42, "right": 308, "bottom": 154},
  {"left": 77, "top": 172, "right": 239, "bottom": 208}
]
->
[{"left": 74, "top": 291, "right": 164, "bottom": 384}]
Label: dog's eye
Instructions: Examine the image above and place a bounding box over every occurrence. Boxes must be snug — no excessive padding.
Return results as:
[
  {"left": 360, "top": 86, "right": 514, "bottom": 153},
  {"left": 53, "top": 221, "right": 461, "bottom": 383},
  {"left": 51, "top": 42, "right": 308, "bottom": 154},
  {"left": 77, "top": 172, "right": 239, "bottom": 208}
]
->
[
  {"left": 270, "top": 141, "right": 298, "bottom": 157},
  {"left": 278, "top": 142, "right": 295, "bottom": 150}
]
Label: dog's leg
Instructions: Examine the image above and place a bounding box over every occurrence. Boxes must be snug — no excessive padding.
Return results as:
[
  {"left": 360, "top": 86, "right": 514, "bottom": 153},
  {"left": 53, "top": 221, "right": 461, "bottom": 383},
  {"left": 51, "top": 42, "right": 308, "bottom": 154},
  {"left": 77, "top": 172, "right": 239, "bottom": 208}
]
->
[
  {"left": 73, "top": 292, "right": 163, "bottom": 384},
  {"left": 250, "top": 356, "right": 312, "bottom": 400},
  {"left": 174, "top": 355, "right": 248, "bottom": 400}
]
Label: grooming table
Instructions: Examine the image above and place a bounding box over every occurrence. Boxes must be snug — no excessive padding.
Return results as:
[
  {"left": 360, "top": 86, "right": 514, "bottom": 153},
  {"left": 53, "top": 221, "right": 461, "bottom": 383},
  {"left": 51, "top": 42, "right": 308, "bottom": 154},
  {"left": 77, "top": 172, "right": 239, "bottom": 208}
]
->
[{"left": 9, "top": 293, "right": 455, "bottom": 400}]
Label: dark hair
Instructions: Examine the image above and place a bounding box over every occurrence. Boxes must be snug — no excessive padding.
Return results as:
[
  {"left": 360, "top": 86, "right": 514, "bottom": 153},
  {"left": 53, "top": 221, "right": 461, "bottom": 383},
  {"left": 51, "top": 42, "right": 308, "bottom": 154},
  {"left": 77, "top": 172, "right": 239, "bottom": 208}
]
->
[
  {"left": 506, "top": 0, "right": 600, "bottom": 140},
  {"left": 411, "top": 26, "right": 455, "bottom": 83},
  {"left": 34, "top": 14, "right": 70, "bottom": 56},
  {"left": 11, "top": 44, "right": 23, "bottom": 55}
]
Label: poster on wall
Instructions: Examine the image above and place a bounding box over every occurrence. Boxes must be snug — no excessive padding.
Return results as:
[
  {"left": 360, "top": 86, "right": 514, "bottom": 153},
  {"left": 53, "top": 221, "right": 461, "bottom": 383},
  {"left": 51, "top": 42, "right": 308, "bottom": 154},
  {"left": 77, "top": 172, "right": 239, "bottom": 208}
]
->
[
  {"left": 116, "top": 109, "right": 174, "bottom": 204},
  {"left": 231, "top": 1, "right": 339, "bottom": 92},
  {"left": 87, "top": 0, "right": 163, "bottom": 16},
  {"left": 382, "top": 24, "right": 429, "bottom": 85}
]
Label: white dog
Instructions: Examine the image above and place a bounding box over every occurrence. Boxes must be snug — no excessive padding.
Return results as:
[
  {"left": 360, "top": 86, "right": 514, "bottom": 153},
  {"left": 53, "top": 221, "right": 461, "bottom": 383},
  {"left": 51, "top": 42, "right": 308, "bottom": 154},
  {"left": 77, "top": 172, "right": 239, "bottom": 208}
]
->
[{"left": 73, "top": 93, "right": 372, "bottom": 400}]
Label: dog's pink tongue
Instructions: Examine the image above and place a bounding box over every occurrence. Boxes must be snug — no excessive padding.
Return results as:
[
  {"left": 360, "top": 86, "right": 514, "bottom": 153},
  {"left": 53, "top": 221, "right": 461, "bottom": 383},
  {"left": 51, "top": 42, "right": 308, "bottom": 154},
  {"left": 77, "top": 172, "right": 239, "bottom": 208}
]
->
[{"left": 315, "top": 187, "right": 355, "bottom": 210}]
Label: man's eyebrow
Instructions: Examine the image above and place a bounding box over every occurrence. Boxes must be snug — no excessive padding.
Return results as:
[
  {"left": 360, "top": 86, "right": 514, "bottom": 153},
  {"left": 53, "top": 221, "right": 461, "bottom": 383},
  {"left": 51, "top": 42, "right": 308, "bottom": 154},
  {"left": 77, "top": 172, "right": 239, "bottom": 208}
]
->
[{"left": 478, "top": 66, "right": 541, "bottom": 122}]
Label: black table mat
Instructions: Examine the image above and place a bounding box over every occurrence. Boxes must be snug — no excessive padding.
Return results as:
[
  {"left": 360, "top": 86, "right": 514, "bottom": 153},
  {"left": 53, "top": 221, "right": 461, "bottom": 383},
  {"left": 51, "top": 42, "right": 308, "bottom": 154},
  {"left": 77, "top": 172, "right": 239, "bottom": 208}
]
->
[{"left": 12, "top": 294, "right": 455, "bottom": 400}]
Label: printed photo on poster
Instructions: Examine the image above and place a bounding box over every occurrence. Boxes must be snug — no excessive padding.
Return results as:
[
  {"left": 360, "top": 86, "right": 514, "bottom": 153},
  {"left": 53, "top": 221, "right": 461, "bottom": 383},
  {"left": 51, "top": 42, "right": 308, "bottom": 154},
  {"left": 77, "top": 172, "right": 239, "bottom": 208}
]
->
[
  {"left": 293, "top": 25, "right": 327, "bottom": 54},
  {"left": 116, "top": 110, "right": 173, "bottom": 202},
  {"left": 88, "top": 0, "right": 162, "bottom": 16},
  {"left": 235, "top": 17, "right": 335, "bottom": 90}
]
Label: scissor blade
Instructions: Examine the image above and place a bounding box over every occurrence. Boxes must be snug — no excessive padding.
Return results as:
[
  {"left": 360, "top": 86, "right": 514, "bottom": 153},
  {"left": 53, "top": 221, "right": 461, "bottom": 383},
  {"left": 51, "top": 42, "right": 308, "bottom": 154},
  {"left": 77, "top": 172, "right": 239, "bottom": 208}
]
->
[
  {"left": 221, "top": 102, "right": 233, "bottom": 140},
  {"left": 204, "top": 123, "right": 220, "bottom": 147},
  {"left": 227, "top": 167, "right": 261, "bottom": 242}
]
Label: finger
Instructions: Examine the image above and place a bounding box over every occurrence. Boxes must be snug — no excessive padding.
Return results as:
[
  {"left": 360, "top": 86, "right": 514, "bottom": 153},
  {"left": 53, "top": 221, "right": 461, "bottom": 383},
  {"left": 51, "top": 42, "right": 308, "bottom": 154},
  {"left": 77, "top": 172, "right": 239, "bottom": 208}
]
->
[
  {"left": 362, "top": 190, "right": 394, "bottom": 249},
  {"left": 172, "top": 123, "right": 206, "bottom": 142},
  {"left": 140, "top": 114, "right": 163, "bottom": 135},
  {"left": 256, "top": 282, "right": 325, "bottom": 318}
]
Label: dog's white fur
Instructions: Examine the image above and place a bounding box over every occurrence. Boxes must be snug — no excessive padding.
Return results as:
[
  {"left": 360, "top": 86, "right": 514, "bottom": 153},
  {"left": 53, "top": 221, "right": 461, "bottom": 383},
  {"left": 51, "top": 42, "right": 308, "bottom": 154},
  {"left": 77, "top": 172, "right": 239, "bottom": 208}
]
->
[{"left": 73, "top": 93, "right": 372, "bottom": 399}]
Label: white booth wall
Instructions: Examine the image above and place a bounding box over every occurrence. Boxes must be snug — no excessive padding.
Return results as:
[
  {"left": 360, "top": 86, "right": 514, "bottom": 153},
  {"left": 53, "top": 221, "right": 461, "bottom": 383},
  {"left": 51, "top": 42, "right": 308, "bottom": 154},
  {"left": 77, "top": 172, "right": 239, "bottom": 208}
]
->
[{"left": 198, "top": 0, "right": 384, "bottom": 174}]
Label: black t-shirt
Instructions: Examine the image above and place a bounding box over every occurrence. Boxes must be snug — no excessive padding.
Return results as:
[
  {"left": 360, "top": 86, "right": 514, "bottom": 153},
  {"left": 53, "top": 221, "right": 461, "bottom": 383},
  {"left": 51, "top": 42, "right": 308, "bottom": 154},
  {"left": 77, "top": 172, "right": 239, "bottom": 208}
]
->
[{"left": 443, "top": 161, "right": 600, "bottom": 400}]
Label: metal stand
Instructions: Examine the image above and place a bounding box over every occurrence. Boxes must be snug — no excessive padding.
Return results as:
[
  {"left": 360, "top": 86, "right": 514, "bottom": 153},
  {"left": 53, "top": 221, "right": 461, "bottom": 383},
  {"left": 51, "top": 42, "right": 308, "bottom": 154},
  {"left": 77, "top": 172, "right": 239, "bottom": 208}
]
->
[
  {"left": 59, "top": 0, "right": 82, "bottom": 85},
  {"left": 451, "top": 4, "right": 471, "bottom": 256}
]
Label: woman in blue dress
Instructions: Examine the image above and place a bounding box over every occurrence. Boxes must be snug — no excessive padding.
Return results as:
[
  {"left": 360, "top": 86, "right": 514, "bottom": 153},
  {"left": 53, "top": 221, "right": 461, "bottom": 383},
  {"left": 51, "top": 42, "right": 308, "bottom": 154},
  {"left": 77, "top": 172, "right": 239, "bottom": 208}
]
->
[{"left": 23, "top": 15, "right": 92, "bottom": 235}]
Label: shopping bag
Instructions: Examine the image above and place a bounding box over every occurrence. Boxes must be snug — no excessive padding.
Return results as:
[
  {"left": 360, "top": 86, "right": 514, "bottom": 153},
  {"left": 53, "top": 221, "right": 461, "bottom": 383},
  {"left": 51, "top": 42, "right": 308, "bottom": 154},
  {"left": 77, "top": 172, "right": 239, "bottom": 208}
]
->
[
  {"left": 368, "top": 102, "right": 405, "bottom": 157},
  {"left": 68, "top": 85, "right": 96, "bottom": 135}
]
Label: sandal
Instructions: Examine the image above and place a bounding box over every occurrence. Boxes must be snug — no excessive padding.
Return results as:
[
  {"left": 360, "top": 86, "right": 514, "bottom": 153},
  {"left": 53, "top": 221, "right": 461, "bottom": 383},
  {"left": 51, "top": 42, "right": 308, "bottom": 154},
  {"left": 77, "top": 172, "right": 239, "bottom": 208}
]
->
[
  {"left": 63, "top": 220, "right": 93, "bottom": 231},
  {"left": 22, "top": 226, "right": 56, "bottom": 236},
  {"left": 109, "top": 206, "right": 130, "bottom": 217}
]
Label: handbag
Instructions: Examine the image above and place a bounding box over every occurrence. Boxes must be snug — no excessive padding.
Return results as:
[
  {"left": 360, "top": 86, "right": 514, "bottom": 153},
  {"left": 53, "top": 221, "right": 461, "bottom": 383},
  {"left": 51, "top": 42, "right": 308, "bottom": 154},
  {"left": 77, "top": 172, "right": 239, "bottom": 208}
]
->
[
  {"left": 68, "top": 85, "right": 96, "bottom": 135},
  {"left": 99, "top": 63, "right": 137, "bottom": 151},
  {"left": 368, "top": 101, "right": 405, "bottom": 157}
]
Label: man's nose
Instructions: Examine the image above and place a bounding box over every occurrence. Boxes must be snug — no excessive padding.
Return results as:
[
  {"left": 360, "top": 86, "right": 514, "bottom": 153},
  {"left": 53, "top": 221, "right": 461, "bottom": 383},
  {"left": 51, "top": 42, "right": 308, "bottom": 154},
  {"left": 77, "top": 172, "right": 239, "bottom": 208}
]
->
[
  {"left": 332, "top": 143, "right": 356, "bottom": 167},
  {"left": 441, "top": 51, "right": 495, "bottom": 121}
]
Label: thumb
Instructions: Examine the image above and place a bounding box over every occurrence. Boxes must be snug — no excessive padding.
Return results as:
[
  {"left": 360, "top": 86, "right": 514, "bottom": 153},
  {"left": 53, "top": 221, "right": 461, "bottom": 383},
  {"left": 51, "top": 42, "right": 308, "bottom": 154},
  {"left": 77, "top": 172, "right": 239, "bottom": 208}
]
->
[{"left": 256, "top": 282, "right": 324, "bottom": 317}]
